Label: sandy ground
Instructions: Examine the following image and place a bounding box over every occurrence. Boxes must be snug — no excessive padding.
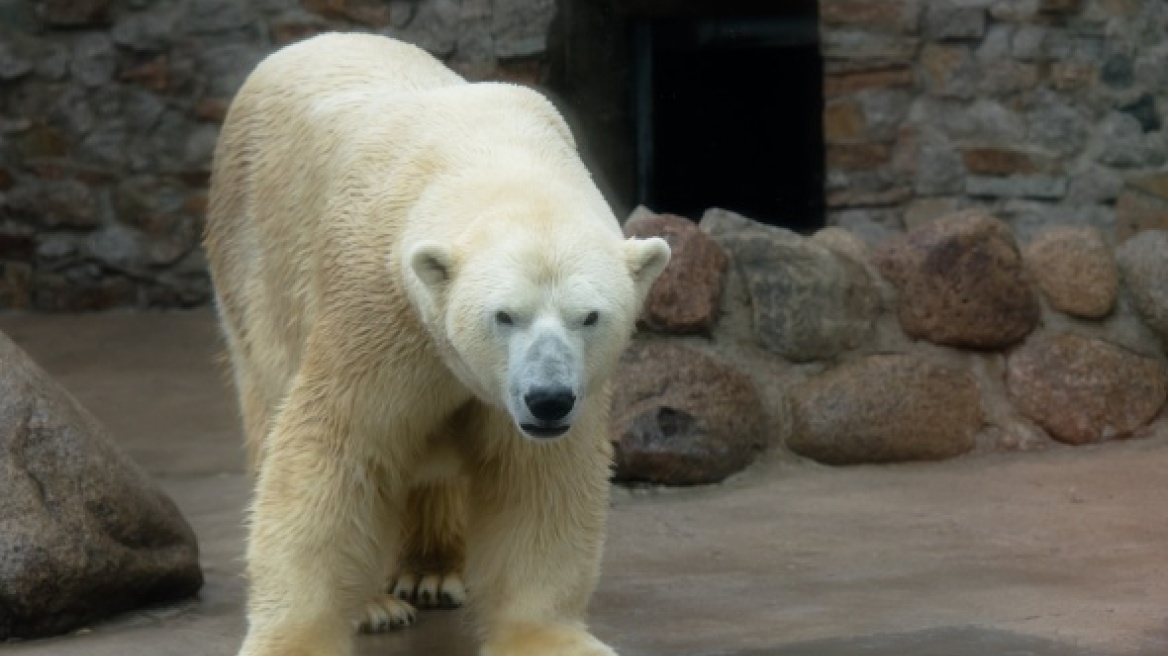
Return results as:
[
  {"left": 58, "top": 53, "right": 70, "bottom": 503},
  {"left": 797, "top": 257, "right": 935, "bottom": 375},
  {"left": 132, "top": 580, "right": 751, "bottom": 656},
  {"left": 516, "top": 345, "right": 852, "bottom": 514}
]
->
[{"left": 1, "top": 309, "right": 1165, "bottom": 656}]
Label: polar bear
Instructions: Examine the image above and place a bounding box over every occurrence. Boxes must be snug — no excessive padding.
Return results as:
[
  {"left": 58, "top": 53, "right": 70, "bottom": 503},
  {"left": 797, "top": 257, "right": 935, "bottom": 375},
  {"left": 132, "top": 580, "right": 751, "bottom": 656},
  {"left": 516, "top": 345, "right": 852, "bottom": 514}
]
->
[{"left": 204, "top": 33, "right": 670, "bottom": 656}]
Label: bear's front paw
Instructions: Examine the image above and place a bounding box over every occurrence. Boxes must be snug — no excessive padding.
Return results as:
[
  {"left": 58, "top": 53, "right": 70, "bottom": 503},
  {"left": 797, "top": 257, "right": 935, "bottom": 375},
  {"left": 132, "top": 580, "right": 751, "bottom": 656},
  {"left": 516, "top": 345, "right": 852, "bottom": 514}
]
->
[
  {"left": 355, "top": 593, "right": 416, "bottom": 633},
  {"left": 391, "top": 569, "right": 467, "bottom": 609},
  {"left": 482, "top": 623, "right": 618, "bottom": 656}
]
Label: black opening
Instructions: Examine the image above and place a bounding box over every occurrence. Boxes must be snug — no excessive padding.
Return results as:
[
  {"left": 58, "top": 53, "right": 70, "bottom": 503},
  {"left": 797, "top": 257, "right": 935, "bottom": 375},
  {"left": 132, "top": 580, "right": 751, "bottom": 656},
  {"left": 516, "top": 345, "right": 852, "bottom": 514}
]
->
[{"left": 633, "top": 12, "right": 824, "bottom": 231}]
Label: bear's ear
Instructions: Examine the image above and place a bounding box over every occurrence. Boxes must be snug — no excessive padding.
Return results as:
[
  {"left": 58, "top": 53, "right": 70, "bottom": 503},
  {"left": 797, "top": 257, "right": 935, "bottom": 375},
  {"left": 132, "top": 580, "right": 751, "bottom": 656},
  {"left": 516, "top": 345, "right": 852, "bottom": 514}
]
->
[
  {"left": 624, "top": 236, "right": 671, "bottom": 299},
  {"left": 407, "top": 241, "right": 454, "bottom": 292}
]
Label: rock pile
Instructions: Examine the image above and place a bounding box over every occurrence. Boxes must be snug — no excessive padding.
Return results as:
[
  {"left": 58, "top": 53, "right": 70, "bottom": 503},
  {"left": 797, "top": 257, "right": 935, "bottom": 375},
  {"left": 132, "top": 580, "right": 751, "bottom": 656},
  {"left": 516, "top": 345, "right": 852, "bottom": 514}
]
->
[{"left": 611, "top": 207, "right": 1168, "bottom": 484}]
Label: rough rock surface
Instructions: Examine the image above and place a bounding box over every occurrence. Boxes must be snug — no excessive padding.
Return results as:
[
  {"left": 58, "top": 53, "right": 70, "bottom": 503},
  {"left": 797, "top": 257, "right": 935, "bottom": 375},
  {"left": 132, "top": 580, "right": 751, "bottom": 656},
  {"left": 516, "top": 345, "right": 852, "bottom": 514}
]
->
[
  {"left": 874, "top": 210, "right": 1039, "bottom": 349},
  {"left": 623, "top": 212, "right": 727, "bottom": 335},
  {"left": 1116, "top": 230, "right": 1168, "bottom": 341},
  {"left": 701, "top": 209, "right": 880, "bottom": 362},
  {"left": 789, "top": 354, "right": 982, "bottom": 465},
  {"left": 1024, "top": 226, "right": 1118, "bottom": 318},
  {"left": 611, "top": 341, "right": 763, "bottom": 486},
  {"left": 0, "top": 331, "right": 202, "bottom": 639},
  {"left": 1007, "top": 333, "right": 1168, "bottom": 445}
]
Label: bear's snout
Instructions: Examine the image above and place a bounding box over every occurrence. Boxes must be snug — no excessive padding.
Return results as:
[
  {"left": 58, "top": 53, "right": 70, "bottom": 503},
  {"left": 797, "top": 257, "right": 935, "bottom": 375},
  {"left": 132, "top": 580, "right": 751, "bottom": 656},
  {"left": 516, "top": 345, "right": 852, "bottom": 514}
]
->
[{"left": 524, "top": 385, "right": 575, "bottom": 423}]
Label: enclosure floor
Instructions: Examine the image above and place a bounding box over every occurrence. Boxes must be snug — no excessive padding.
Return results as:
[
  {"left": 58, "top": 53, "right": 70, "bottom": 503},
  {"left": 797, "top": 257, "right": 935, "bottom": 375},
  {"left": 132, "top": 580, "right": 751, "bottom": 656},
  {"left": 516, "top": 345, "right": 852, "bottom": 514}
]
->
[{"left": 2, "top": 309, "right": 1165, "bottom": 656}]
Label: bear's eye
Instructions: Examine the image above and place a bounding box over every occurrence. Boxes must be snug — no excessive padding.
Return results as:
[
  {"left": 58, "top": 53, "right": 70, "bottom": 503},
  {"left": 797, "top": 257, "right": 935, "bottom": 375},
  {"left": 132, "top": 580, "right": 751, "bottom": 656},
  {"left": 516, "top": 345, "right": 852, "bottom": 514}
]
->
[
  {"left": 495, "top": 311, "right": 513, "bottom": 326},
  {"left": 582, "top": 311, "right": 600, "bottom": 327}
]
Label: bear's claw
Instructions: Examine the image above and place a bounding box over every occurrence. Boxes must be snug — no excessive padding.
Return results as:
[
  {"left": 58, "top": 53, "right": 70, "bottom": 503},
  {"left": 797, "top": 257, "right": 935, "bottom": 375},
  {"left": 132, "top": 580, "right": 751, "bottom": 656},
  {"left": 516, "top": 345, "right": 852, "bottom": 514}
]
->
[
  {"left": 357, "top": 594, "right": 416, "bottom": 633},
  {"left": 392, "top": 571, "right": 467, "bottom": 609}
]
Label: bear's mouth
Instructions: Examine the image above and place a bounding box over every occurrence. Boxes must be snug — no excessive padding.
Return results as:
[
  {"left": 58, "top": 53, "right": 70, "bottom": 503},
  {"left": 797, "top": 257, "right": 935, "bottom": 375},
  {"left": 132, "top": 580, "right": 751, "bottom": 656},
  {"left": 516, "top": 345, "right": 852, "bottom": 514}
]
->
[{"left": 520, "top": 423, "right": 570, "bottom": 439}]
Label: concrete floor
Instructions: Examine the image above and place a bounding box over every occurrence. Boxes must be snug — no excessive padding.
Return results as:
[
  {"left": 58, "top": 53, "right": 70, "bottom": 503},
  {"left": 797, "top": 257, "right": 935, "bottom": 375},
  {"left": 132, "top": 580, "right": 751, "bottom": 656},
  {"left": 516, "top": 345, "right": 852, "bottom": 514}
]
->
[{"left": 1, "top": 309, "right": 1166, "bottom": 656}]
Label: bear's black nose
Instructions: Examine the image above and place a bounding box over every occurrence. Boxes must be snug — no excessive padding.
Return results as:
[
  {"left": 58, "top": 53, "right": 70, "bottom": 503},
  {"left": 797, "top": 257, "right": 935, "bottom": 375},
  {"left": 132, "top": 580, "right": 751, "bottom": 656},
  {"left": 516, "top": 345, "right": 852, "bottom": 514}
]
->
[{"left": 525, "top": 386, "right": 576, "bottom": 423}]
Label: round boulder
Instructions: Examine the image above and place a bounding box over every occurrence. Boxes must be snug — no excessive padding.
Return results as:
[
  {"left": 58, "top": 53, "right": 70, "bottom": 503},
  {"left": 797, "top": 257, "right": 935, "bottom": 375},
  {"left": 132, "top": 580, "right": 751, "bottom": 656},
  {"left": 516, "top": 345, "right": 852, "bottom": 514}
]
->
[
  {"left": 611, "top": 341, "right": 763, "bottom": 485},
  {"left": 1024, "top": 226, "right": 1118, "bottom": 319},
  {"left": 1116, "top": 229, "right": 1168, "bottom": 341},
  {"left": 623, "top": 212, "right": 728, "bottom": 334},
  {"left": 1007, "top": 332, "right": 1168, "bottom": 445},
  {"left": 874, "top": 210, "right": 1039, "bottom": 349},
  {"left": 789, "top": 353, "right": 982, "bottom": 465},
  {"left": 700, "top": 209, "right": 880, "bottom": 362}
]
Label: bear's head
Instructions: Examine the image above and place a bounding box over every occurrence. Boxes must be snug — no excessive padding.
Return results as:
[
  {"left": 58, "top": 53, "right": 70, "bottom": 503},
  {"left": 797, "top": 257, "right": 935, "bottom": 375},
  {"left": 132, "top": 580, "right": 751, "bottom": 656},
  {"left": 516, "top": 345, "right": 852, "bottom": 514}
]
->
[{"left": 403, "top": 192, "right": 669, "bottom": 441}]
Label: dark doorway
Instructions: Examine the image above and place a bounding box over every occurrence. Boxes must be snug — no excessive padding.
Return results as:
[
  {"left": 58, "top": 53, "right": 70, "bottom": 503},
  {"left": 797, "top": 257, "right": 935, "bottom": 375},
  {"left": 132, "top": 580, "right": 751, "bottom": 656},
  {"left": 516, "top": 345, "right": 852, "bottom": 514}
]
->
[{"left": 633, "top": 10, "right": 824, "bottom": 231}]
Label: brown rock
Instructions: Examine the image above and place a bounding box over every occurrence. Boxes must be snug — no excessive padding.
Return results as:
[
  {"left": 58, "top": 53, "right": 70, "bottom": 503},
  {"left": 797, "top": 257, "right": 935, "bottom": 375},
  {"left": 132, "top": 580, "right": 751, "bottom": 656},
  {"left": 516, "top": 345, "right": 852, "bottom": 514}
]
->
[
  {"left": 827, "top": 143, "right": 892, "bottom": 171},
  {"left": 874, "top": 210, "right": 1039, "bottom": 349},
  {"left": 826, "top": 185, "right": 912, "bottom": 208},
  {"left": 920, "top": 43, "right": 975, "bottom": 98},
  {"left": 194, "top": 97, "right": 230, "bottom": 122},
  {"left": 1024, "top": 226, "right": 1118, "bottom": 318},
  {"left": 1116, "top": 174, "right": 1168, "bottom": 242},
  {"left": 611, "top": 342, "right": 763, "bottom": 486},
  {"left": 623, "top": 212, "right": 727, "bottom": 334},
  {"left": 1116, "top": 230, "right": 1168, "bottom": 340},
  {"left": 1039, "top": 0, "right": 1079, "bottom": 12},
  {"left": 0, "top": 331, "right": 202, "bottom": 638},
  {"left": 824, "top": 101, "right": 866, "bottom": 144},
  {"left": 962, "top": 147, "right": 1046, "bottom": 176},
  {"left": 1007, "top": 333, "right": 1167, "bottom": 445},
  {"left": 0, "top": 263, "right": 31, "bottom": 309},
  {"left": 820, "top": 0, "right": 921, "bottom": 33},
  {"left": 37, "top": 0, "right": 111, "bottom": 26},
  {"left": 823, "top": 67, "right": 914, "bottom": 97},
  {"left": 120, "top": 58, "right": 169, "bottom": 92},
  {"left": 789, "top": 354, "right": 981, "bottom": 465},
  {"left": 1051, "top": 61, "right": 1096, "bottom": 90},
  {"left": 303, "top": 0, "right": 390, "bottom": 26}
]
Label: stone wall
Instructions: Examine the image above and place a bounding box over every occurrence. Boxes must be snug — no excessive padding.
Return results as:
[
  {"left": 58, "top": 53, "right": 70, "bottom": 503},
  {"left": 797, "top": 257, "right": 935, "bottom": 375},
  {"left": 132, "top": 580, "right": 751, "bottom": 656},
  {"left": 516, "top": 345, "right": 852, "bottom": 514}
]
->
[
  {"left": 0, "top": 0, "right": 555, "bottom": 310},
  {"left": 821, "top": 0, "right": 1168, "bottom": 246},
  {"left": 613, "top": 206, "right": 1168, "bottom": 485}
]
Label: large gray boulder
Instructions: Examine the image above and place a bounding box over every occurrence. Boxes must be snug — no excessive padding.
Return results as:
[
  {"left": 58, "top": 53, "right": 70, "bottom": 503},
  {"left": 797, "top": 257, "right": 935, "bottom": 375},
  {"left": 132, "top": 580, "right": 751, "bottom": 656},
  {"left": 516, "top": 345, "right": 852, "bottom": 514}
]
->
[{"left": 0, "top": 330, "right": 203, "bottom": 639}]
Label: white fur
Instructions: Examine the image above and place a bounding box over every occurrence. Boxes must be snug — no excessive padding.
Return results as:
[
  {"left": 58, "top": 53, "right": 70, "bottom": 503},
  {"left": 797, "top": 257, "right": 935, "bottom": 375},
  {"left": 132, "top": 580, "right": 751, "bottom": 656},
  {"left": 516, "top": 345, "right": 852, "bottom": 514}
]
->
[{"left": 205, "top": 33, "right": 669, "bottom": 656}]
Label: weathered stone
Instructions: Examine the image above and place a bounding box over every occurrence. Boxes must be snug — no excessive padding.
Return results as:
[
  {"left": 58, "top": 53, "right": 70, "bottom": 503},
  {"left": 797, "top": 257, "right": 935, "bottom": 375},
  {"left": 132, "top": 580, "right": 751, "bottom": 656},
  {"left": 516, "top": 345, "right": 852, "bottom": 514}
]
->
[
  {"left": 1024, "top": 226, "right": 1118, "bottom": 318},
  {"left": 491, "top": 0, "right": 554, "bottom": 58},
  {"left": 1050, "top": 60, "right": 1096, "bottom": 90},
  {"left": 830, "top": 209, "right": 905, "bottom": 246},
  {"left": 1007, "top": 333, "right": 1167, "bottom": 445},
  {"left": 36, "top": 0, "right": 111, "bottom": 26},
  {"left": 827, "top": 143, "right": 892, "bottom": 170},
  {"left": 120, "top": 58, "right": 169, "bottom": 92},
  {"left": 1101, "top": 54, "right": 1135, "bottom": 88},
  {"left": 966, "top": 175, "right": 1067, "bottom": 199},
  {"left": 1067, "top": 165, "right": 1124, "bottom": 204},
  {"left": 6, "top": 180, "right": 99, "bottom": 229},
  {"left": 32, "top": 271, "right": 137, "bottom": 311},
  {"left": 961, "top": 147, "right": 1048, "bottom": 176},
  {"left": 199, "top": 43, "right": 267, "bottom": 97},
  {"left": 873, "top": 210, "right": 1039, "bottom": 348},
  {"left": 701, "top": 209, "right": 880, "bottom": 362},
  {"left": 824, "top": 100, "right": 866, "bottom": 144},
  {"left": 194, "top": 97, "right": 230, "bottom": 122},
  {"left": 70, "top": 33, "right": 117, "bottom": 87},
  {"left": 270, "top": 8, "right": 329, "bottom": 45},
  {"left": 1119, "top": 93, "right": 1160, "bottom": 132},
  {"left": 1039, "top": 0, "right": 1079, "bottom": 13},
  {"left": 86, "top": 225, "right": 145, "bottom": 269},
  {"left": 17, "top": 124, "right": 69, "bottom": 159},
  {"left": 821, "top": 30, "right": 920, "bottom": 64},
  {"left": 1116, "top": 230, "right": 1168, "bottom": 340},
  {"left": 904, "top": 197, "right": 963, "bottom": 230},
  {"left": 623, "top": 212, "right": 727, "bottom": 335},
  {"left": 1116, "top": 177, "right": 1168, "bottom": 242},
  {"left": 611, "top": 342, "right": 763, "bottom": 486},
  {"left": 789, "top": 354, "right": 981, "bottom": 465},
  {"left": 0, "top": 330, "right": 203, "bottom": 638},
  {"left": 823, "top": 68, "right": 914, "bottom": 97},
  {"left": 34, "top": 41, "right": 69, "bottom": 80},
  {"left": 1027, "top": 90, "right": 1091, "bottom": 156},
  {"left": 820, "top": 0, "right": 922, "bottom": 33},
  {"left": 112, "top": 10, "right": 174, "bottom": 51},
  {"left": 77, "top": 120, "right": 130, "bottom": 168},
  {"left": 0, "top": 262, "right": 32, "bottom": 309},
  {"left": 977, "top": 59, "right": 1039, "bottom": 95},
  {"left": 826, "top": 185, "right": 912, "bottom": 209},
  {"left": 921, "top": 43, "right": 977, "bottom": 99},
  {"left": 989, "top": 0, "right": 1040, "bottom": 21},
  {"left": 1000, "top": 201, "right": 1116, "bottom": 245},
  {"left": 914, "top": 140, "right": 964, "bottom": 195},
  {"left": 0, "top": 31, "right": 34, "bottom": 80},
  {"left": 1097, "top": 112, "right": 1167, "bottom": 168},
  {"left": 855, "top": 88, "right": 912, "bottom": 141},
  {"left": 388, "top": 0, "right": 459, "bottom": 56},
  {"left": 184, "top": 0, "right": 255, "bottom": 32},
  {"left": 925, "top": 0, "right": 989, "bottom": 40}
]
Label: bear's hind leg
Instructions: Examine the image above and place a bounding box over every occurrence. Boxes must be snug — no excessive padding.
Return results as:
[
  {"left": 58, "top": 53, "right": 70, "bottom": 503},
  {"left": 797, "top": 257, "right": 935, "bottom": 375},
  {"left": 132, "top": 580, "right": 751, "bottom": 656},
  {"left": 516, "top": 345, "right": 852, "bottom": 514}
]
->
[{"left": 390, "top": 479, "right": 468, "bottom": 609}]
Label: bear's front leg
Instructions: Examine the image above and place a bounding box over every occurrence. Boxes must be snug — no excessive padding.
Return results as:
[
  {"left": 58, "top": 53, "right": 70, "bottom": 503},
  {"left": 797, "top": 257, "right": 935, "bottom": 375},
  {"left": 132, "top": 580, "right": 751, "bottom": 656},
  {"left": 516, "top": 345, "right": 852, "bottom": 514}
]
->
[
  {"left": 465, "top": 408, "right": 618, "bottom": 656},
  {"left": 237, "top": 386, "right": 401, "bottom": 656}
]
